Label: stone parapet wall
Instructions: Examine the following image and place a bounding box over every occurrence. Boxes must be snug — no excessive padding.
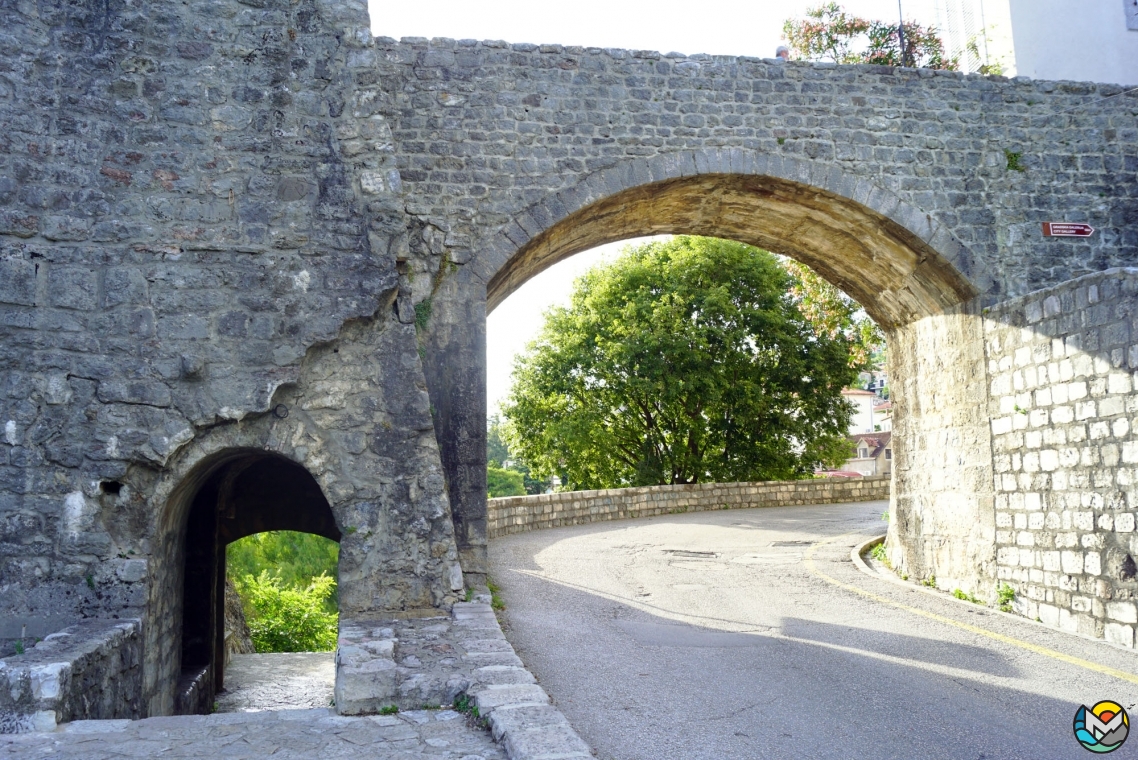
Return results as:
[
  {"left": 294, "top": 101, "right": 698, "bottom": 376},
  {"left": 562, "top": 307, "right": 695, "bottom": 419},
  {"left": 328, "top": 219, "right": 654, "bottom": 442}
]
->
[
  {"left": 984, "top": 268, "right": 1138, "bottom": 648},
  {"left": 0, "top": 619, "right": 142, "bottom": 733},
  {"left": 487, "top": 477, "right": 890, "bottom": 538}
]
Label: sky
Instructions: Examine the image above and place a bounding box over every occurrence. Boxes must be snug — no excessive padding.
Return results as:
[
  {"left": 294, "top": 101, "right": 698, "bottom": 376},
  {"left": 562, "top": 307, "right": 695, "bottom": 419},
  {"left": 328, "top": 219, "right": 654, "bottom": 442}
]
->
[
  {"left": 367, "top": 0, "right": 939, "bottom": 61},
  {"left": 365, "top": 0, "right": 941, "bottom": 413}
]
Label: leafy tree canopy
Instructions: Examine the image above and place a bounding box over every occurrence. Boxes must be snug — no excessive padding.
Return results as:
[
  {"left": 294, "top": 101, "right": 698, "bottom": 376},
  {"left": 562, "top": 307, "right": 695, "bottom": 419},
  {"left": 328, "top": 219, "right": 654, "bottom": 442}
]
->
[
  {"left": 487, "top": 414, "right": 511, "bottom": 467},
  {"left": 488, "top": 414, "right": 548, "bottom": 495},
  {"left": 502, "top": 237, "right": 861, "bottom": 490},
  {"left": 488, "top": 465, "right": 526, "bottom": 498},
  {"left": 782, "top": 258, "right": 884, "bottom": 369},
  {"left": 236, "top": 571, "right": 338, "bottom": 653},
  {"left": 783, "top": 2, "right": 957, "bottom": 70},
  {"left": 227, "top": 530, "right": 339, "bottom": 612}
]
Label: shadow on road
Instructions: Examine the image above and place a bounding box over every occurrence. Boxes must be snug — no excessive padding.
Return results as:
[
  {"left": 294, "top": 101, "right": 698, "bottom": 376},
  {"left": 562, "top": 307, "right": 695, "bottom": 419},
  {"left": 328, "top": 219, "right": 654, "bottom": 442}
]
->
[{"left": 491, "top": 507, "right": 1117, "bottom": 760}]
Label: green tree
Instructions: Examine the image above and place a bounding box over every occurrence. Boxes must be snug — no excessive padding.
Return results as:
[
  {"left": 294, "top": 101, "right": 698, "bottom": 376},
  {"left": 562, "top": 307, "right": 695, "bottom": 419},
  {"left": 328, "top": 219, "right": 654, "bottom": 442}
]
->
[
  {"left": 488, "top": 414, "right": 548, "bottom": 495},
  {"left": 781, "top": 258, "right": 884, "bottom": 370},
  {"left": 783, "top": 2, "right": 957, "bottom": 70},
  {"left": 487, "top": 414, "right": 511, "bottom": 467},
  {"left": 236, "top": 571, "right": 338, "bottom": 653},
  {"left": 502, "top": 237, "right": 859, "bottom": 490},
  {"left": 227, "top": 531, "right": 339, "bottom": 612}
]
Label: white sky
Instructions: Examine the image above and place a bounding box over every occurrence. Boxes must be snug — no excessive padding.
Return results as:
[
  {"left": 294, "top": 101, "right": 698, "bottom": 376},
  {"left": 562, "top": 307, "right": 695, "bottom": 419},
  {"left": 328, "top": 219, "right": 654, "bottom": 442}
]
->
[
  {"left": 365, "top": 0, "right": 941, "bottom": 413},
  {"left": 368, "top": 0, "right": 939, "bottom": 60}
]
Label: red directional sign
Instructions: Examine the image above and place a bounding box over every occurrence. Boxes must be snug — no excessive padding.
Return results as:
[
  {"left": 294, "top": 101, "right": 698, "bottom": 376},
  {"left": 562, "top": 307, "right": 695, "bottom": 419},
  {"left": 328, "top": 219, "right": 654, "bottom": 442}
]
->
[{"left": 1042, "top": 222, "right": 1094, "bottom": 237}]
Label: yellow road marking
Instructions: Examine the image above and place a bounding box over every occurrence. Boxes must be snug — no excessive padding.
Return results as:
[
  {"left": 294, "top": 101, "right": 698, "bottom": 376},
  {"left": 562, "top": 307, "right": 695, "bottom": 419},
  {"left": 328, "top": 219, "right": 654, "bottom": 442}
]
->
[{"left": 804, "top": 533, "right": 1138, "bottom": 686}]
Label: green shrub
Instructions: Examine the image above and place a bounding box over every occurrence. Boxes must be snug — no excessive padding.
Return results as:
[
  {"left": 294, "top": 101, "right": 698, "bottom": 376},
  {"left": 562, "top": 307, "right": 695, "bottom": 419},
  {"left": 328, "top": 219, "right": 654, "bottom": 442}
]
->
[
  {"left": 997, "top": 583, "right": 1016, "bottom": 612},
  {"left": 487, "top": 465, "right": 526, "bottom": 498},
  {"left": 952, "top": 588, "right": 984, "bottom": 605},
  {"left": 228, "top": 531, "right": 339, "bottom": 613},
  {"left": 237, "top": 570, "right": 338, "bottom": 653},
  {"left": 487, "top": 576, "right": 505, "bottom": 611}
]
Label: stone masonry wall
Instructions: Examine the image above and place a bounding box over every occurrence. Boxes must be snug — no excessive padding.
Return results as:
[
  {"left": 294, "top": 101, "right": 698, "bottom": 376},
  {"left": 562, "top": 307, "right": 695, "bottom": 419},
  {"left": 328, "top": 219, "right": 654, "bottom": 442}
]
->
[
  {"left": 487, "top": 477, "right": 890, "bottom": 538},
  {"left": 0, "top": 0, "right": 464, "bottom": 716},
  {"left": 374, "top": 37, "right": 1138, "bottom": 304},
  {"left": 885, "top": 306, "right": 998, "bottom": 597},
  {"left": 369, "top": 35, "right": 1138, "bottom": 588},
  {"left": 984, "top": 268, "right": 1138, "bottom": 648},
  {"left": 0, "top": 619, "right": 141, "bottom": 733}
]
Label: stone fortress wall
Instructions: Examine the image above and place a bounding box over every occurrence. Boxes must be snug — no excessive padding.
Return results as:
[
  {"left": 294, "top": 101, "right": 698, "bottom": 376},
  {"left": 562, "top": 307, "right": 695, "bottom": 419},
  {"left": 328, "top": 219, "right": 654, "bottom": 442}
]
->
[
  {"left": 0, "top": 0, "right": 463, "bottom": 718},
  {"left": 0, "top": 0, "right": 1136, "bottom": 729},
  {"left": 982, "top": 269, "right": 1138, "bottom": 647},
  {"left": 487, "top": 477, "right": 890, "bottom": 538}
]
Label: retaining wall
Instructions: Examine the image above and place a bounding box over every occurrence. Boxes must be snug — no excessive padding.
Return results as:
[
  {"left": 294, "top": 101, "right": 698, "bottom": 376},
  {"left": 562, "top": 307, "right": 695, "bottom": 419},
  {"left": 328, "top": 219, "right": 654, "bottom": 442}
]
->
[
  {"left": 0, "top": 619, "right": 142, "bottom": 733},
  {"left": 487, "top": 477, "right": 890, "bottom": 538}
]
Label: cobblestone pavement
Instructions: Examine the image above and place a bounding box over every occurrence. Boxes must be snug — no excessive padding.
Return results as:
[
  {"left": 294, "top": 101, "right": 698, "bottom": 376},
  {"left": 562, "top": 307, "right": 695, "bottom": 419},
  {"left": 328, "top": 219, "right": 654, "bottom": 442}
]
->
[
  {"left": 1, "top": 602, "right": 589, "bottom": 760},
  {"left": 215, "top": 652, "right": 335, "bottom": 713},
  {"left": 0, "top": 707, "right": 505, "bottom": 759}
]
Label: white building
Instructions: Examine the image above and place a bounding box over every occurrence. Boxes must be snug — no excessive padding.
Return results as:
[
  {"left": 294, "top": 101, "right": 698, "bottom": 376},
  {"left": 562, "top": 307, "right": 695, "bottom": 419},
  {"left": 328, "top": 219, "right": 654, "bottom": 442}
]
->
[
  {"left": 923, "top": 0, "right": 1138, "bottom": 85},
  {"left": 874, "top": 400, "right": 892, "bottom": 432},
  {"left": 842, "top": 388, "right": 878, "bottom": 434}
]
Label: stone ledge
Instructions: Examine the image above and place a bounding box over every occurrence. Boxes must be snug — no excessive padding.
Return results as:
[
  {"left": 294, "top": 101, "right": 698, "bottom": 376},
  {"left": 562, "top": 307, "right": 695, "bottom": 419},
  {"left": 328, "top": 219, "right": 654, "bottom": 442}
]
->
[
  {"left": 489, "top": 704, "right": 593, "bottom": 760},
  {"left": 0, "top": 619, "right": 142, "bottom": 734},
  {"left": 335, "top": 603, "right": 591, "bottom": 759}
]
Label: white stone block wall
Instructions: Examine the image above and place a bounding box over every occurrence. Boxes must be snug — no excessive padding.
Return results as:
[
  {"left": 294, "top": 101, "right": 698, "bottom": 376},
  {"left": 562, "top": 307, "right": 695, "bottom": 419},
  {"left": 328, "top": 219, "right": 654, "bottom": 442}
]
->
[{"left": 984, "top": 268, "right": 1138, "bottom": 647}]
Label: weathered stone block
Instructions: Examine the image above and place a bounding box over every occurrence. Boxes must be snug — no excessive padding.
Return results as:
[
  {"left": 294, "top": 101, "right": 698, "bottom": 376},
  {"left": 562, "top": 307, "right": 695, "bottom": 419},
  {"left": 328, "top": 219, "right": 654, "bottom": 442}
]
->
[{"left": 0, "top": 260, "right": 37, "bottom": 306}]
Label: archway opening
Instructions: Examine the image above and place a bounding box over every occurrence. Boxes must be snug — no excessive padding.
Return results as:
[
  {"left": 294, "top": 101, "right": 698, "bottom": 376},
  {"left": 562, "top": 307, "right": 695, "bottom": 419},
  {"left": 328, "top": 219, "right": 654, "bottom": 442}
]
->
[
  {"left": 487, "top": 174, "right": 978, "bottom": 328},
  {"left": 477, "top": 170, "right": 991, "bottom": 593},
  {"left": 487, "top": 234, "right": 890, "bottom": 493},
  {"left": 174, "top": 451, "right": 340, "bottom": 715}
]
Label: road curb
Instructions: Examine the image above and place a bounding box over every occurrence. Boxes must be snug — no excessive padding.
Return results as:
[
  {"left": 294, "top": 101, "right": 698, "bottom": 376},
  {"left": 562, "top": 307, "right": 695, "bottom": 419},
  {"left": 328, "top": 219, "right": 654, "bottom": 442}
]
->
[
  {"left": 460, "top": 599, "right": 593, "bottom": 760},
  {"left": 850, "top": 534, "right": 1034, "bottom": 619},
  {"left": 848, "top": 535, "right": 1138, "bottom": 652}
]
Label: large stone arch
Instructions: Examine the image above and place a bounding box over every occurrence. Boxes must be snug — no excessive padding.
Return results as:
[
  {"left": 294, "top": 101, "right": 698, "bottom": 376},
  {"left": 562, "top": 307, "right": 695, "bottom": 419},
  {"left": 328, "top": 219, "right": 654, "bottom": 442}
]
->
[
  {"left": 475, "top": 151, "right": 983, "bottom": 327},
  {"left": 419, "top": 151, "right": 998, "bottom": 603}
]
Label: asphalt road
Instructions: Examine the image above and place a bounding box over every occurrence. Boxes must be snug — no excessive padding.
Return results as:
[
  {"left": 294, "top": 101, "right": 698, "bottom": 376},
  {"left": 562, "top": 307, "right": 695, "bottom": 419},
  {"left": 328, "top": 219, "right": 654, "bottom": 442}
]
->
[{"left": 489, "top": 501, "right": 1138, "bottom": 760}]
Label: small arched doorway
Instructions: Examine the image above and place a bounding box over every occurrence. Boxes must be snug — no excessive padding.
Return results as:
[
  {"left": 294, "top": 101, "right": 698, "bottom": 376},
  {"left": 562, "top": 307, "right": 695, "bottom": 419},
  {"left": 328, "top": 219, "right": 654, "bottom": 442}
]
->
[{"left": 175, "top": 450, "right": 340, "bottom": 714}]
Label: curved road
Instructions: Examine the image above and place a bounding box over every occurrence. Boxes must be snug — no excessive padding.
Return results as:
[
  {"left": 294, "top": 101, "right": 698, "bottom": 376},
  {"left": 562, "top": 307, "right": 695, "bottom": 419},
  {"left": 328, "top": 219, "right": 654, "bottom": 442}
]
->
[{"left": 489, "top": 501, "right": 1138, "bottom": 760}]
